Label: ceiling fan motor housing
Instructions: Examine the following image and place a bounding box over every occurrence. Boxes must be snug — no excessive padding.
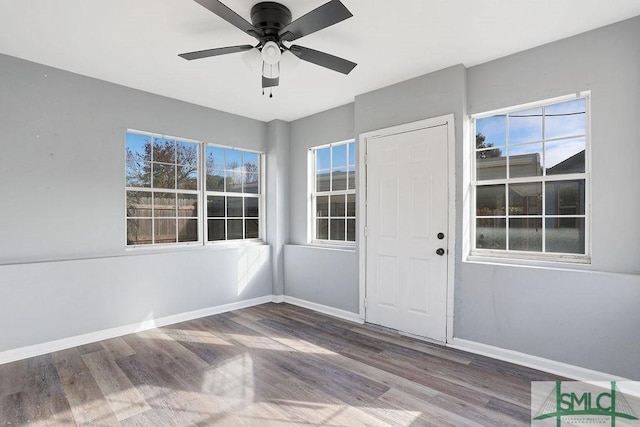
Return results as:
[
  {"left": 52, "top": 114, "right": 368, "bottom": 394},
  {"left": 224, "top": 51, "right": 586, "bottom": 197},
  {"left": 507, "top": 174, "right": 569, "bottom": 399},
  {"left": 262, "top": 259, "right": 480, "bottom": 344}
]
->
[{"left": 250, "top": 2, "right": 292, "bottom": 37}]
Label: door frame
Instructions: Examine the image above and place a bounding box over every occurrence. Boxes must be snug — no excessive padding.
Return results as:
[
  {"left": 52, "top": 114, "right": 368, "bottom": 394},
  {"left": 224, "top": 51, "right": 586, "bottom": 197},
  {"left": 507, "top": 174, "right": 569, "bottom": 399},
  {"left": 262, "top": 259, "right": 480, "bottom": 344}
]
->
[{"left": 358, "top": 114, "right": 456, "bottom": 343}]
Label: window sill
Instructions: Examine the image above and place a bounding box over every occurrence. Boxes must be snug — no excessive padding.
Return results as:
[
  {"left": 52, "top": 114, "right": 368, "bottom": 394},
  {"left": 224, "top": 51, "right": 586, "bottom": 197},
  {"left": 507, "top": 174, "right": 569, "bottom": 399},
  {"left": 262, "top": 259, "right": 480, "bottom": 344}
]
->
[
  {"left": 126, "top": 240, "right": 267, "bottom": 255},
  {"left": 305, "top": 241, "right": 357, "bottom": 252},
  {"left": 466, "top": 252, "right": 592, "bottom": 272}
]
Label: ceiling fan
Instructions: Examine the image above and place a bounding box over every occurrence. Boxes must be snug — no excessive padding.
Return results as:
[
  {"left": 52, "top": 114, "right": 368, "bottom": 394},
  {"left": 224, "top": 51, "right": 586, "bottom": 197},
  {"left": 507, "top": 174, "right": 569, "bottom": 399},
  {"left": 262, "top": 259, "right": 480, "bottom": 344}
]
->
[{"left": 179, "top": 0, "right": 357, "bottom": 97}]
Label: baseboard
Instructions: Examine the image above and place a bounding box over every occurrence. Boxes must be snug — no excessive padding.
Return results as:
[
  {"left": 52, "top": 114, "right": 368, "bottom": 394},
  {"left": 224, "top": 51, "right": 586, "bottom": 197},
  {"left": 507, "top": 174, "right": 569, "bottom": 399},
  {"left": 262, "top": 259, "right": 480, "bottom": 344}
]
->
[
  {"left": 0, "top": 295, "right": 273, "bottom": 365},
  {"left": 448, "top": 338, "right": 630, "bottom": 382},
  {"left": 283, "top": 296, "right": 363, "bottom": 324},
  {"left": 271, "top": 294, "right": 284, "bottom": 303}
]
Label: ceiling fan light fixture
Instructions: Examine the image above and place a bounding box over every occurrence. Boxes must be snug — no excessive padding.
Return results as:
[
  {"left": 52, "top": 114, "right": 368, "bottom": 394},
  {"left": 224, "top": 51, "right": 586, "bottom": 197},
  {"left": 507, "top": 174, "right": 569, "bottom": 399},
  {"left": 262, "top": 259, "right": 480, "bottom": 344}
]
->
[
  {"left": 280, "top": 49, "right": 300, "bottom": 71},
  {"left": 261, "top": 41, "right": 281, "bottom": 65},
  {"left": 241, "top": 47, "right": 262, "bottom": 73}
]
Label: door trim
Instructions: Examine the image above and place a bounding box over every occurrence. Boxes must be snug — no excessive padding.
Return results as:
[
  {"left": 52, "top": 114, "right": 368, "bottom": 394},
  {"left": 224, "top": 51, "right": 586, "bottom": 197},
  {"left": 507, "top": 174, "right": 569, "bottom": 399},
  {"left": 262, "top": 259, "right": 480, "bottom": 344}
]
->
[{"left": 358, "top": 114, "right": 456, "bottom": 343}]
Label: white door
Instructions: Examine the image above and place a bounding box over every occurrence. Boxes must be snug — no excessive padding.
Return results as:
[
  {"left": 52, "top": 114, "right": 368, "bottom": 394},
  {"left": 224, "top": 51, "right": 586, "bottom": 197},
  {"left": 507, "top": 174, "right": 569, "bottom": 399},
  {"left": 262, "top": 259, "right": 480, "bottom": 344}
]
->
[{"left": 365, "top": 123, "right": 449, "bottom": 342}]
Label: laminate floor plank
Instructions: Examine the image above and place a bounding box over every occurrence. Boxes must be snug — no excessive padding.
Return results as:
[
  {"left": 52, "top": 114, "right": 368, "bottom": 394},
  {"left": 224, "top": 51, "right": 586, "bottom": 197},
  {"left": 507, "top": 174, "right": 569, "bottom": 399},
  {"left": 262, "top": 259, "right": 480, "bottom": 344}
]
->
[
  {"left": 0, "top": 303, "right": 563, "bottom": 426},
  {"left": 81, "top": 350, "right": 151, "bottom": 421},
  {"left": 99, "top": 338, "right": 136, "bottom": 360},
  {"left": 52, "top": 348, "right": 120, "bottom": 425}
]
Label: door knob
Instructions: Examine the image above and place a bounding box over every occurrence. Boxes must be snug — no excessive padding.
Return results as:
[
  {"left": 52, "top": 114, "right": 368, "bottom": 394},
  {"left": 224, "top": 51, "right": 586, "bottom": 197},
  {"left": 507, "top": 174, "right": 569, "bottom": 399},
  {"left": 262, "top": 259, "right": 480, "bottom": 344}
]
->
[
  {"left": 437, "top": 232, "right": 445, "bottom": 240},
  {"left": 436, "top": 248, "right": 445, "bottom": 256}
]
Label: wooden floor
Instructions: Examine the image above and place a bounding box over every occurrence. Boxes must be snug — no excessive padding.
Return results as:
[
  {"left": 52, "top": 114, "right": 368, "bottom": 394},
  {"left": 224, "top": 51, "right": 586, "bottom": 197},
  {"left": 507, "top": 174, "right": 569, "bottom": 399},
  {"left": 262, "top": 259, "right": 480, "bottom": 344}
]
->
[{"left": 0, "top": 303, "right": 561, "bottom": 426}]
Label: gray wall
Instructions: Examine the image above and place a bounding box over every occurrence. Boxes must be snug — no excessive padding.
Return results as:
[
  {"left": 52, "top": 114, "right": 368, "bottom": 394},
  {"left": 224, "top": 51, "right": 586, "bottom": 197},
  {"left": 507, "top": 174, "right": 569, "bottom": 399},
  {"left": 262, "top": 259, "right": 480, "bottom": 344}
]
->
[
  {"left": 283, "top": 17, "right": 640, "bottom": 378},
  {"left": 266, "top": 120, "right": 291, "bottom": 297},
  {"left": 459, "top": 16, "right": 640, "bottom": 379},
  {"left": 0, "top": 53, "right": 273, "bottom": 353},
  {"left": 284, "top": 104, "right": 356, "bottom": 311}
]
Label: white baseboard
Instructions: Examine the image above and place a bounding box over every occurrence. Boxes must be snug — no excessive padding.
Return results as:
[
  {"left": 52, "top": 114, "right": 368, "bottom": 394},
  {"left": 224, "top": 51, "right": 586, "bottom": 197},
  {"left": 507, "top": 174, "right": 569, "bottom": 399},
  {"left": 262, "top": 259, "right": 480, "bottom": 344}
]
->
[
  {"left": 283, "top": 296, "right": 363, "bottom": 324},
  {"left": 271, "top": 294, "right": 284, "bottom": 303},
  {"left": 448, "top": 338, "right": 630, "bottom": 382},
  {"left": 0, "top": 295, "right": 273, "bottom": 365}
]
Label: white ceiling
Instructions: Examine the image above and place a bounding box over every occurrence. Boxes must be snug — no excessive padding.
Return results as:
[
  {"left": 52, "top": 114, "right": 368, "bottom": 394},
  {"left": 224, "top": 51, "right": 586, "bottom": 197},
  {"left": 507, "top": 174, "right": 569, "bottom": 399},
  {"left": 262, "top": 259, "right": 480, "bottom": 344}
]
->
[{"left": 1, "top": 1, "right": 639, "bottom": 122}]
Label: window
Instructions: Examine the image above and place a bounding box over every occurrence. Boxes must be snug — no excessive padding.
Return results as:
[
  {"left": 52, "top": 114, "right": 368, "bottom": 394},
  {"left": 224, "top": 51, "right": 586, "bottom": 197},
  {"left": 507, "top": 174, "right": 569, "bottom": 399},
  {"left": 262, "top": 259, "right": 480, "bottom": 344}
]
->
[
  {"left": 205, "top": 146, "right": 261, "bottom": 241},
  {"left": 125, "top": 130, "right": 262, "bottom": 246},
  {"left": 471, "top": 94, "right": 589, "bottom": 262},
  {"left": 310, "top": 140, "right": 356, "bottom": 243}
]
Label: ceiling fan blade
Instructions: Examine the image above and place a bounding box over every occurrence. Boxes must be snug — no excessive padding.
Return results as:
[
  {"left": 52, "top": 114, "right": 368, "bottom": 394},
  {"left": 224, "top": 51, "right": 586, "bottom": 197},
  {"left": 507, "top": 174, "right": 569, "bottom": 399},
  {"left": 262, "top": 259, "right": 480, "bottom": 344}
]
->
[
  {"left": 193, "top": 0, "right": 263, "bottom": 38},
  {"left": 289, "top": 45, "right": 356, "bottom": 74},
  {"left": 179, "top": 44, "right": 254, "bottom": 60},
  {"left": 278, "top": 0, "right": 352, "bottom": 42}
]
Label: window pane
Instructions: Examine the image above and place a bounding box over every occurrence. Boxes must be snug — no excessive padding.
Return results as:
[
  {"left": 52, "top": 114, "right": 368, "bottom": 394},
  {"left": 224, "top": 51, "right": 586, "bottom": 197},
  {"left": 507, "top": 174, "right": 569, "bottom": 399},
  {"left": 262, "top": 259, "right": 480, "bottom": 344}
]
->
[
  {"left": 330, "top": 195, "right": 346, "bottom": 217},
  {"left": 509, "top": 107, "right": 542, "bottom": 144},
  {"left": 228, "top": 219, "right": 243, "bottom": 240},
  {"left": 126, "top": 133, "right": 151, "bottom": 162},
  {"left": 476, "top": 149, "right": 506, "bottom": 180},
  {"left": 154, "top": 193, "right": 176, "bottom": 217},
  {"left": 207, "top": 196, "right": 225, "bottom": 217},
  {"left": 476, "top": 116, "right": 506, "bottom": 148},
  {"left": 316, "top": 219, "right": 328, "bottom": 240},
  {"left": 127, "top": 219, "right": 152, "bottom": 245},
  {"left": 243, "top": 172, "right": 260, "bottom": 194},
  {"left": 177, "top": 141, "right": 198, "bottom": 166},
  {"left": 348, "top": 143, "right": 355, "bottom": 166},
  {"left": 316, "top": 196, "right": 329, "bottom": 217},
  {"left": 330, "top": 219, "right": 345, "bottom": 241},
  {"left": 154, "top": 219, "right": 176, "bottom": 243},
  {"left": 476, "top": 218, "right": 506, "bottom": 250},
  {"left": 508, "top": 143, "right": 543, "bottom": 178},
  {"left": 332, "top": 144, "right": 347, "bottom": 168},
  {"left": 347, "top": 166, "right": 356, "bottom": 190},
  {"left": 243, "top": 152, "right": 260, "bottom": 194},
  {"left": 244, "top": 197, "right": 259, "bottom": 217},
  {"left": 346, "top": 193, "right": 356, "bottom": 217},
  {"left": 227, "top": 197, "right": 243, "bottom": 217},
  {"left": 126, "top": 191, "right": 152, "bottom": 217},
  {"left": 545, "top": 137, "right": 585, "bottom": 175},
  {"left": 545, "top": 180, "right": 585, "bottom": 215},
  {"left": 226, "top": 170, "right": 242, "bottom": 193},
  {"left": 316, "top": 170, "right": 331, "bottom": 192},
  {"left": 509, "top": 183, "right": 542, "bottom": 215},
  {"left": 226, "top": 149, "right": 243, "bottom": 170},
  {"left": 206, "top": 146, "right": 225, "bottom": 191},
  {"left": 208, "top": 219, "right": 225, "bottom": 241},
  {"left": 126, "top": 160, "right": 151, "bottom": 187},
  {"left": 476, "top": 185, "right": 505, "bottom": 216},
  {"left": 509, "top": 218, "right": 542, "bottom": 252},
  {"left": 243, "top": 155, "right": 260, "bottom": 193},
  {"left": 177, "top": 194, "right": 198, "bottom": 217},
  {"left": 153, "top": 138, "right": 176, "bottom": 163},
  {"left": 177, "top": 165, "right": 197, "bottom": 190},
  {"left": 347, "top": 219, "right": 356, "bottom": 242},
  {"left": 546, "top": 218, "right": 585, "bottom": 254},
  {"left": 545, "top": 99, "right": 586, "bottom": 140},
  {"left": 332, "top": 169, "right": 348, "bottom": 191},
  {"left": 245, "top": 219, "right": 259, "bottom": 239},
  {"left": 331, "top": 144, "right": 348, "bottom": 191},
  {"left": 316, "top": 147, "right": 330, "bottom": 170},
  {"left": 153, "top": 163, "right": 176, "bottom": 189},
  {"left": 178, "top": 219, "right": 198, "bottom": 242}
]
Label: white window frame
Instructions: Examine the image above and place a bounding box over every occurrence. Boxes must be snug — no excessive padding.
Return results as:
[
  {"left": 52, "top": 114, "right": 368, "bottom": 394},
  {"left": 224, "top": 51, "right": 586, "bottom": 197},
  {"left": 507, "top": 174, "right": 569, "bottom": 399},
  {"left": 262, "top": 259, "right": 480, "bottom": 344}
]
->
[
  {"left": 203, "top": 143, "right": 265, "bottom": 245},
  {"left": 308, "top": 139, "right": 356, "bottom": 246},
  {"left": 125, "top": 129, "right": 264, "bottom": 248},
  {"left": 469, "top": 92, "right": 591, "bottom": 264}
]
